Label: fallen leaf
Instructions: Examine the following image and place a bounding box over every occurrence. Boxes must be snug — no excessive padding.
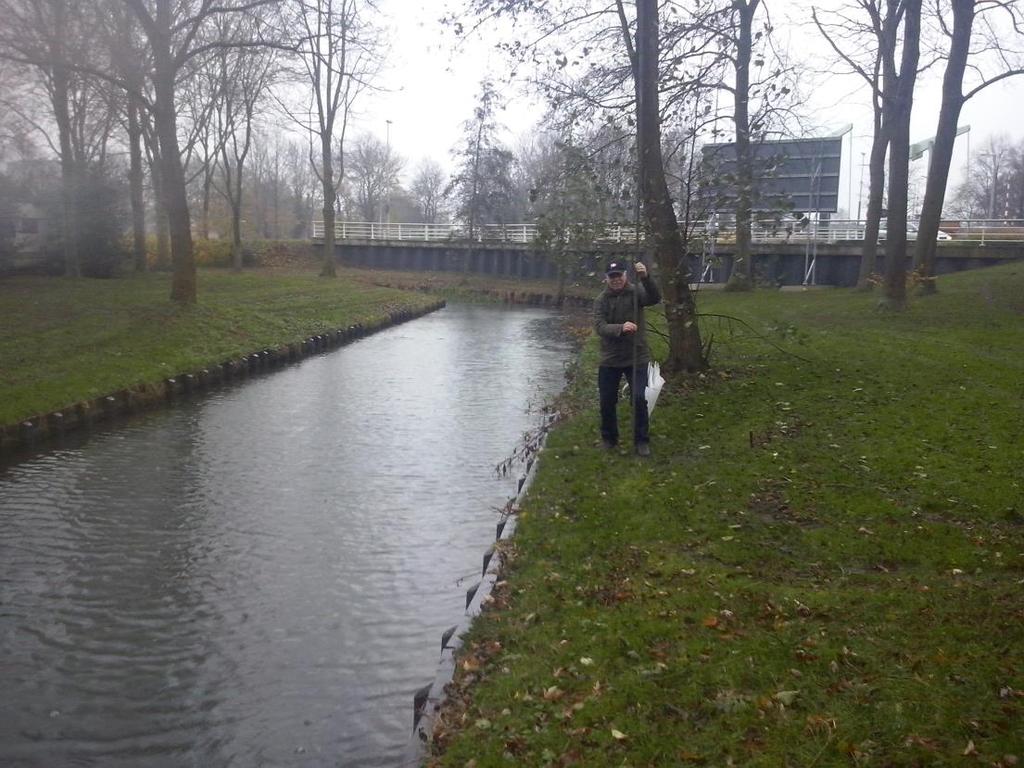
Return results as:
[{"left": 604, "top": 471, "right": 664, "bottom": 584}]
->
[
  {"left": 904, "top": 734, "right": 940, "bottom": 751},
  {"left": 805, "top": 715, "right": 836, "bottom": 734},
  {"left": 611, "top": 728, "right": 627, "bottom": 740},
  {"left": 964, "top": 740, "right": 977, "bottom": 756},
  {"left": 543, "top": 686, "right": 564, "bottom": 701}
]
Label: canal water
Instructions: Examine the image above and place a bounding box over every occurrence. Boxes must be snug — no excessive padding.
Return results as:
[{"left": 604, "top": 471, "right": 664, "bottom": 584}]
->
[{"left": 0, "top": 304, "right": 574, "bottom": 768}]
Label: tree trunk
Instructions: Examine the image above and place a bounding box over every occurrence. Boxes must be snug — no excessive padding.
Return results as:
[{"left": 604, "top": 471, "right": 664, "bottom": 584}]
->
[
  {"left": 858, "top": 119, "right": 887, "bottom": 289},
  {"left": 52, "top": 65, "right": 80, "bottom": 278},
  {"left": 153, "top": 50, "right": 195, "bottom": 303},
  {"left": 882, "top": 118, "right": 912, "bottom": 308},
  {"left": 272, "top": 165, "right": 281, "bottom": 238},
  {"left": 914, "top": 0, "right": 972, "bottom": 295},
  {"left": 635, "top": 0, "right": 705, "bottom": 372},
  {"left": 201, "top": 168, "right": 212, "bottom": 240},
  {"left": 231, "top": 162, "right": 243, "bottom": 272},
  {"left": 128, "top": 95, "right": 147, "bottom": 272},
  {"left": 726, "top": 0, "right": 758, "bottom": 291},
  {"left": 320, "top": 132, "right": 337, "bottom": 277},
  {"left": 466, "top": 118, "right": 484, "bottom": 262},
  {"left": 221, "top": 147, "right": 244, "bottom": 272},
  {"left": 150, "top": 157, "right": 171, "bottom": 270},
  {"left": 881, "top": 0, "right": 921, "bottom": 311},
  {"left": 555, "top": 259, "right": 567, "bottom": 308}
]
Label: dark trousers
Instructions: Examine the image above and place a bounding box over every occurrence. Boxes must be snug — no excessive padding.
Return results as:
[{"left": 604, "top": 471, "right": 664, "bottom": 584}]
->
[{"left": 598, "top": 364, "right": 649, "bottom": 446}]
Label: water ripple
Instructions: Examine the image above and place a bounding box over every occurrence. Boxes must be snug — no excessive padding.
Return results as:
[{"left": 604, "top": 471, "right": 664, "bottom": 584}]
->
[{"left": 0, "top": 305, "right": 571, "bottom": 767}]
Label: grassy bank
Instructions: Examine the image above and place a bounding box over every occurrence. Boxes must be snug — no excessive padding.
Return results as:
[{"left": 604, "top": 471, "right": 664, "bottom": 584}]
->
[
  {"left": 0, "top": 268, "right": 437, "bottom": 426},
  {"left": 344, "top": 267, "right": 595, "bottom": 304},
  {"left": 429, "top": 264, "right": 1023, "bottom": 767}
]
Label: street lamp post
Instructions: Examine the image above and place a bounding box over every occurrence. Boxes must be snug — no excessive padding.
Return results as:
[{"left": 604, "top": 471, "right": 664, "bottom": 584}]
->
[
  {"left": 857, "top": 151, "right": 866, "bottom": 222},
  {"left": 385, "top": 119, "right": 393, "bottom": 227}
]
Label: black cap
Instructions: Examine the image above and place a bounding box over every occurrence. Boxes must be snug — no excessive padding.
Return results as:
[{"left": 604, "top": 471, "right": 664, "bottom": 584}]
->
[{"left": 605, "top": 260, "right": 627, "bottom": 275}]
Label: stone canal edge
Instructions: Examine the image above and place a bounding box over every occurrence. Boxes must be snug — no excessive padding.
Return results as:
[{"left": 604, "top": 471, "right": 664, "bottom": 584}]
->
[{"left": 401, "top": 413, "right": 557, "bottom": 768}]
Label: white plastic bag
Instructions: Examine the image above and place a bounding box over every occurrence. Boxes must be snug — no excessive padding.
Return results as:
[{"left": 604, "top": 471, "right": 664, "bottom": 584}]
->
[{"left": 645, "top": 361, "right": 665, "bottom": 414}]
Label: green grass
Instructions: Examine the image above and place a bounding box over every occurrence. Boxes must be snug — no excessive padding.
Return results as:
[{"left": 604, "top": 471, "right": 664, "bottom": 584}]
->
[
  {"left": 344, "top": 266, "right": 596, "bottom": 303},
  {"left": 0, "top": 268, "right": 437, "bottom": 425},
  {"left": 429, "top": 263, "right": 1024, "bottom": 767}
]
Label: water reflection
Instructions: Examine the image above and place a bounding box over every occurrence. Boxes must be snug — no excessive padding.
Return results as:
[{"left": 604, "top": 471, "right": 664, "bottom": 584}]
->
[{"left": 0, "top": 304, "right": 572, "bottom": 767}]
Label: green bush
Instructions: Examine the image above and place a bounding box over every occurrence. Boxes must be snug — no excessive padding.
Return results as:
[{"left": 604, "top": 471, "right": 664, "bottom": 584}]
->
[
  {"left": 77, "top": 168, "right": 128, "bottom": 278},
  {"left": 193, "top": 238, "right": 234, "bottom": 267}
]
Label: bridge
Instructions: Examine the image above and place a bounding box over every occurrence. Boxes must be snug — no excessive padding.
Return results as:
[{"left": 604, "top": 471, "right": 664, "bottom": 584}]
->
[{"left": 312, "top": 219, "right": 1024, "bottom": 287}]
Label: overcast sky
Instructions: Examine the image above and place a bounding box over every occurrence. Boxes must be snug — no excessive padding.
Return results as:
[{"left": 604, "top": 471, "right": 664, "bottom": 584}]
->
[{"left": 353, "top": 1, "right": 1024, "bottom": 217}]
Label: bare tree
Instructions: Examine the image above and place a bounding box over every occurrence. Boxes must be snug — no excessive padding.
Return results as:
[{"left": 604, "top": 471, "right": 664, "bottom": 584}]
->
[
  {"left": 250, "top": 131, "right": 287, "bottom": 238},
  {"left": 879, "top": 0, "right": 922, "bottom": 310},
  {"left": 452, "top": 0, "right": 706, "bottom": 370},
  {"left": 136, "top": 106, "right": 172, "bottom": 269},
  {"left": 101, "top": 2, "right": 153, "bottom": 272},
  {"left": 630, "top": 0, "right": 705, "bottom": 371},
  {"left": 671, "top": 0, "right": 800, "bottom": 291},
  {"left": 122, "top": 0, "right": 278, "bottom": 302},
  {"left": 813, "top": 0, "right": 891, "bottom": 288},
  {"left": 281, "top": 0, "right": 382, "bottom": 277},
  {"left": 180, "top": 62, "right": 224, "bottom": 241},
  {"left": 914, "top": 0, "right": 1024, "bottom": 294},
  {"left": 212, "top": 23, "right": 276, "bottom": 270},
  {"left": 0, "top": 0, "right": 96, "bottom": 277},
  {"left": 948, "top": 133, "right": 1015, "bottom": 217},
  {"left": 410, "top": 158, "right": 447, "bottom": 222},
  {"left": 126, "top": 91, "right": 148, "bottom": 270},
  {"left": 346, "top": 132, "right": 402, "bottom": 222},
  {"left": 719, "top": 0, "right": 760, "bottom": 291},
  {"left": 284, "top": 137, "right": 317, "bottom": 237},
  {"left": 815, "top": 0, "right": 926, "bottom": 300}
]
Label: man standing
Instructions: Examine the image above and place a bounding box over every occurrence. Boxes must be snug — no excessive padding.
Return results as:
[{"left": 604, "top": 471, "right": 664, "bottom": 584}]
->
[{"left": 593, "top": 259, "right": 662, "bottom": 457}]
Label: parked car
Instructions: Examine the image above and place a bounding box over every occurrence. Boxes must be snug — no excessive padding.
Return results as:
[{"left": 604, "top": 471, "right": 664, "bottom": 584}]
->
[{"left": 878, "top": 221, "right": 952, "bottom": 241}]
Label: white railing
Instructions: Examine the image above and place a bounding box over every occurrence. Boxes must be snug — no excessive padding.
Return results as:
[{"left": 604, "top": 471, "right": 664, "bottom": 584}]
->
[
  {"left": 707, "top": 219, "right": 1024, "bottom": 244},
  {"left": 310, "top": 219, "right": 1024, "bottom": 245},
  {"left": 310, "top": 220, "right": 641, "bottom": 244},
  {"left": 310, "top": 221, "right": 541, "bottom": 243},
  {"left": 925, "top": 219, "right": 1024, "bottom": 245}
]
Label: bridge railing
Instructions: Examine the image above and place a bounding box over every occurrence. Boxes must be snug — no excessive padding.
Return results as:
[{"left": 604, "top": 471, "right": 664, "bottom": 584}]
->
[
  {"left": 692, "top": 219, "right": 1024, "bottom": 245},
  {"left": 926, "top": 219, "right": 1024, "bottom": 244},
  {"left": 310, "top": 219, "right": 1024, "bottom": 245},
  {"left": 311, "top": 220, "right": 644, "bottom": 244}
]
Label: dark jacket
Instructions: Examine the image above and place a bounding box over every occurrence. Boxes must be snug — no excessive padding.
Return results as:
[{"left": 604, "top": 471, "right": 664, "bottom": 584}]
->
[{"left": 593, "top": 276, "right": 662, "bottom": 367}]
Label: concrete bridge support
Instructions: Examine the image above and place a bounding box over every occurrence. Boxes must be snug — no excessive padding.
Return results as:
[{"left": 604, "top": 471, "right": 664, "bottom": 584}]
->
[{"left": 328, "top": 241, "right": 628, "bottom": 283}]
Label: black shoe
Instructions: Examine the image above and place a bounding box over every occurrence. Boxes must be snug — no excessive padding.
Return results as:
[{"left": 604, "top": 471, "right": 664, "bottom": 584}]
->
[
  {"left": 635, "top": 443, "right": 651, "bottom": 458},
  {"left": 601, "top": 439, "right": 617, "bottom": 451}
]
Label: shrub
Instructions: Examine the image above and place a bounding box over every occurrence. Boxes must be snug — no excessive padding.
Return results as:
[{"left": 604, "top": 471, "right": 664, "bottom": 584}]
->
[
  {"left": 76, "top": 166, "right": 128, "bottom": 278},
  {"left": 193, "top": 238, "right": 234, "bottom": 267}
]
